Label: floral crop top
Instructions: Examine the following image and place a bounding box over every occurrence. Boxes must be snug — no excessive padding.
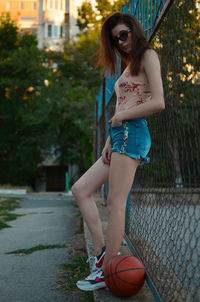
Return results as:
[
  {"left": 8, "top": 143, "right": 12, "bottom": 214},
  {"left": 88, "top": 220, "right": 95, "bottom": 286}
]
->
[{"left": 115, "top": 65, "right": 151, "bottom": 113}]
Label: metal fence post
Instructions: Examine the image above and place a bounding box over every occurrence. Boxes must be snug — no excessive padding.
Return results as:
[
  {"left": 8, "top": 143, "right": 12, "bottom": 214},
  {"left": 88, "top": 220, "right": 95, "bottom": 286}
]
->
[{"left": 65, "top": 172, "right": 69, "bottom": 192}]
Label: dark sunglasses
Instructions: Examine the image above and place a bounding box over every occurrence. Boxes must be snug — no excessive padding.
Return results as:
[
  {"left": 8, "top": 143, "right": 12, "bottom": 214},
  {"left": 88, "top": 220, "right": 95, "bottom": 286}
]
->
[{"left": 114, "top": 29, "right": 131, "bottom": 44}]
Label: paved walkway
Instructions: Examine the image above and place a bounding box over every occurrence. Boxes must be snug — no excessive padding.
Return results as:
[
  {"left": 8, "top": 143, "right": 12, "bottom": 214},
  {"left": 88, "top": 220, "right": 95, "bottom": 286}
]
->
[{"left": 0, "top": 193, "right": 76, "bottom": 302}]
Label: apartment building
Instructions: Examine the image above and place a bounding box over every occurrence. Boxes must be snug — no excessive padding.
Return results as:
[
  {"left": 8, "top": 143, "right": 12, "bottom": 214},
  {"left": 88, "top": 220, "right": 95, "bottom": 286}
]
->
[
  {"left": 0, "top": 0, "right": 39, "bottom": 35},
  {"left": 0, "top": 0, "right": 87, "bottom": 51},
  {"left": 39, "top": 0, "right": 66, "bottom": 50}
]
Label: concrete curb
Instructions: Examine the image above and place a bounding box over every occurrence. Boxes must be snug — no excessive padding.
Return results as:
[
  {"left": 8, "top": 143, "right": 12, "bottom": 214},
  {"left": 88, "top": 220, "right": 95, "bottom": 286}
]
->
[
  {"left": 83, "top": 194, "right": 156, "bottom": 302},
  {"left": 61, "top": 191, "right": 73, "bottom": 196},
  {"left": 0, "top": 189, "right": 27, "bottom": 195}
]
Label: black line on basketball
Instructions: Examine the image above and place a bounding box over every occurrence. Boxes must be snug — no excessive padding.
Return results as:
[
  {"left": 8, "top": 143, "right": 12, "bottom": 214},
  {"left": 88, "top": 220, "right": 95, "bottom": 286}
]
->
[
  {"left": 105, "top": 267, "right": 145, "bottom": 279},
  {"left": 110, "top": 258, "right": 121, "bottom": 291},
  {"left": 115, "top": 267, "right": 145, "bottom": 287},
  {"left": 105, "top": 254, "right": 144, "bottom": 280},
  {"left": 114, "top": 256, "right": 145, "bottom": 287},
  {"left": 109, "top": 257, "right": 119, "bottom": 291},
  {"left": 104, "top": 261, "right": 110, "bottom": 288},
  {"left": 118, "top": 267, "right": 145, "bottom": 274},
  {"left": 115, "top": 273, "right": 144, "bottom": 287},
  {"left": 116, "top": 256, "right": 133, "bottom": 270},
  {"left": 107, "top": 259, "right": 112, "bottom": 288},
  {"left": 116, "top": 255, "right": 133, "bottom": 271}
]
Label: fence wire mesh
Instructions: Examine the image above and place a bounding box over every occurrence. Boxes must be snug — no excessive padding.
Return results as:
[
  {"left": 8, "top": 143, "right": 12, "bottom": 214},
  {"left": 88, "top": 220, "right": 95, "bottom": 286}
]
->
[
  {"left": 125, "top": 1, "right": 200, "bottom": 301},
  {"left": 103, "top": 1, "right": 200, "bottom": 301}
]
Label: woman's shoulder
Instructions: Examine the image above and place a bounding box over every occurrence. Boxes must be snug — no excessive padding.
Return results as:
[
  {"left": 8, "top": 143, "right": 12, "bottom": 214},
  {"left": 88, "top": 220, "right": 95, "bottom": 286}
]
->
[
  {"left": 140, "top": 49, "right": 160, "bottom": 71},
  {"left": 142, "top": 49, "right": 159, "bottom": 63}
]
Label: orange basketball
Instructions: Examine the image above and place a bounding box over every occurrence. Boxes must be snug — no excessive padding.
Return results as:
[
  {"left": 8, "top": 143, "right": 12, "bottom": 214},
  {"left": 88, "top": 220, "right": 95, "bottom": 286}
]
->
[{"left": 104, "top": 254, "right": 146, "bottom": 298}]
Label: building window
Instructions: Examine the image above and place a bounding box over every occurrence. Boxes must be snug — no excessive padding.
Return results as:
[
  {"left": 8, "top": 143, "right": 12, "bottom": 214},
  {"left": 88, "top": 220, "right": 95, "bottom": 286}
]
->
[
  {"left": 6, "top": 2, "right": 10, "bottom": 9},
  {"left": 50, "top": 0, "right": 53, "bottom": 9},
  {"left": 60, "top": 25, "right": 63, "bottom": 37},
  {"left": 20, "top": 17, "right": 36, "bottom": 20},
  {"left": 198, "top": 1, "right": 200, "bottom": 11},
  {"left": 60, "top": 0, "right": 63, "bottom": 10},
  {"left": 31, "top": 29, "right": 37, "bottom": 36},
  {"left": 54, "top": 25, "right": 58, "bottom": 38},
  {"left": 64, "top": 13, "right": 69, "bottom": 25},
  {"left": 55, "top": 0, "right": 58, "bottom": 9},
  {"left": 33, "top": 2, "right": 36, "bottom": 9},
  {"left": 20, "top": 17, "right": 35, "bottom": 20},
  {"left": 48, "top": 24, "right": 52, "bottom": 37},
  {"left": 20, "top": 2, "right": 23, "bottom": 9}
]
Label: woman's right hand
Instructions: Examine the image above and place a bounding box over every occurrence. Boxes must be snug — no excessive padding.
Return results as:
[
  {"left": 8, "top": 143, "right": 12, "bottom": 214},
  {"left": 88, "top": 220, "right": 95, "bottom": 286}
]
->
[{"left": 101, "top": 144, "right": 111, "bottom": 165}]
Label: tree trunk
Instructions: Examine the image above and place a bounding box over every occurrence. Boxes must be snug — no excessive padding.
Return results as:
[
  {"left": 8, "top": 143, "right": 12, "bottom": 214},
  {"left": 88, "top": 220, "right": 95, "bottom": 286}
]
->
[{"left": 167, "top": 137, "right": 183, "bottom": 188}]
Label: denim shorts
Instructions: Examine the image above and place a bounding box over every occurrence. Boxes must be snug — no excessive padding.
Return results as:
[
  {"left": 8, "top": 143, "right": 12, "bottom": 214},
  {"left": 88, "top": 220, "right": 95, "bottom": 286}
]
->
[{"left": 109, "top": 118, "right": 151, "bottom": 165}]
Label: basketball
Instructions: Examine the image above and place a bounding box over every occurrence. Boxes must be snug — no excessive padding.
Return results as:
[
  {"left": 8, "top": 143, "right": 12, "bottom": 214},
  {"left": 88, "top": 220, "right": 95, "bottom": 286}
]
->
[{"left": 104, "top": 254, "right": 146, "bottom": 298}]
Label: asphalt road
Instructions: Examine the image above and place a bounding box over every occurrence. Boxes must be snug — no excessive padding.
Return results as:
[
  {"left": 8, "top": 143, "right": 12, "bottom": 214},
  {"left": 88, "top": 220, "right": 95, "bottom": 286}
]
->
[{"left": 0, "top": 193, "right": 78, "bottom": 302}]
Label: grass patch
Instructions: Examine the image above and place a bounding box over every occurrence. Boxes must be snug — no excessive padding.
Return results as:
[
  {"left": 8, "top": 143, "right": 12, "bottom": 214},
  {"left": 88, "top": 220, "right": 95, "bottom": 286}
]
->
[
  {"left": 57, "top": 253, "right": 94, "bottom": 302},
  {"left": 0, "top": 198, "right": 21, "bottom": 230},
  {"left": 3, "top": 213, "right": 24, "bottom": 222},
  {"left": 58, "top": 254, "right": 89, "bottom": 290},
  {"left": 56, "top": 207, "right": 94, "bottom": 302},
  {"left": 0, "top": 198, "right": 21, "bottom": 211},
  {"left": 0, "top": 221, "right": 11, "bottom": 229},
  {"left": 75, "top": 212, "right": 84, "bottom": 233},
  {"left": 6, "top": 244, "right": 67, "bottom": 255}
]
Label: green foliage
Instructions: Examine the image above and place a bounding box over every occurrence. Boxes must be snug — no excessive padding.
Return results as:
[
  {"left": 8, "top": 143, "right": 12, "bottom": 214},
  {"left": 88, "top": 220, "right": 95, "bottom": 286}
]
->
[
  {"left": 6, "top": 244, "right": 66, "bottom": 255},
  {"left": 0, "top": 198, "right": 20, "bottom": 211},
  {"left": 0, "top": 13, "right": 18, "bottom": 58},
  {"left": 77, "top": 1, "right": 97, "bottom": 31},
  {"left": 0, "top": 1, "right": 130, "bottom": 186},
  {"left": 70, "top": 0, "right": 128, "bottom": 173},
  {"left": 47, "top": 30, "right": 101, "bottom": 174},
  {"left": 0, "top": 198, "right": 21, "bottom": 229},
  {"left": 0, "top": 14, "right": 49, "bottom": 185},
  {"left": 0, "top": 13, "right": 100, "bottom": 185},
  {"left": 147, "top": 0, "right": 200, "bottom": 186},
  {"left": 77, "top": 0, "right": 128, "bottom": 32},
  {"left": 61, "top": 31, "right": 101, "bottom": 91}
]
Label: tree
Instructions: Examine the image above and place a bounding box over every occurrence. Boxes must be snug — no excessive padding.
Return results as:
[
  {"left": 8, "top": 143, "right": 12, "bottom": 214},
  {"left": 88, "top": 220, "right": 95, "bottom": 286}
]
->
[
  {"left": 0, "top": 14, "right": 101, "bottom": 185},
  {"left": 48, "top": 30, "right": 102, "bottom": 174},
  {"left": 0, "top": 13, "right": 18, "bottom": 59},
  {"left": 77, "top": 0, "right": 128, "bottom": 32},
  {"left": 77, "top": 1, "right": 97, "bottom": 31},
  {"left": 0, "top": 14, "right": 50, "bottom": 185},
  {"left": 0, "top": 1, "right": 130, "bottom": 186},
  {"left": 147, "top": 0, "right": 200, "bottom": 187}
]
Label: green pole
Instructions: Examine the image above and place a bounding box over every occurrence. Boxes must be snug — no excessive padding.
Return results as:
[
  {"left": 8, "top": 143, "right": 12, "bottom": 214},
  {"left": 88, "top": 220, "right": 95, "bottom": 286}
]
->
[{"left": 65, "top": 172, "right": 70, "bottom": 192}]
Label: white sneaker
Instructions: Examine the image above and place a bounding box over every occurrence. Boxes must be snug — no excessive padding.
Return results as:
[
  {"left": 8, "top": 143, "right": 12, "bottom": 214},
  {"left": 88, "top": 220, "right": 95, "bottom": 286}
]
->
[{"left": 76, "top": 269, "right": 106, "bottom": 291}]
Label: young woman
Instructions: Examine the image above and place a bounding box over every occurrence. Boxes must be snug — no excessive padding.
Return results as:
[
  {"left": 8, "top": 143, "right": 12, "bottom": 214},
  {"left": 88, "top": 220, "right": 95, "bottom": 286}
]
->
[{"left": 72, "top": 12, "right": 165, "bottom": 291}]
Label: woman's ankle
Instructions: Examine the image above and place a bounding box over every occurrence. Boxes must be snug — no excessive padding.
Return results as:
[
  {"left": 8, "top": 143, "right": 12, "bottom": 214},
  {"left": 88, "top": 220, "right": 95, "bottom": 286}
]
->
[{"left": 94, "top": 244, "right": 105, "bottom": 256}]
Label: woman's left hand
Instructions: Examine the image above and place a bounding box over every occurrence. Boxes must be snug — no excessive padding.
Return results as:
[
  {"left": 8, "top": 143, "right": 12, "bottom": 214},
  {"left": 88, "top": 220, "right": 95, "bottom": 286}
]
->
[{"left": 109, "top": 113, "right": 123, "bottom": 127}]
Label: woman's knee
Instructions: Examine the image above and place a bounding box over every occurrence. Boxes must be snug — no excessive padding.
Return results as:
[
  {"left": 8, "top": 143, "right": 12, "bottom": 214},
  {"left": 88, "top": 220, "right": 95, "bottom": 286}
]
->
[
  {"left": 71, "top": 181, "right": 91, "bottom": 200},
  {"left": 71, "top": 181, "right": 81, "bottom": 199}
]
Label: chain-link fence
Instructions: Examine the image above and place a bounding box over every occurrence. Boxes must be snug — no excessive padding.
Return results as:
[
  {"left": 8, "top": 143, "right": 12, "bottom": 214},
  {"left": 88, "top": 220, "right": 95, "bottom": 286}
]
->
[
  {"left": 99, "top": 0, "right": 200, "bottom": 301},
  {"left": 124, "top": 1, "right": 200, "bottom": 301}
]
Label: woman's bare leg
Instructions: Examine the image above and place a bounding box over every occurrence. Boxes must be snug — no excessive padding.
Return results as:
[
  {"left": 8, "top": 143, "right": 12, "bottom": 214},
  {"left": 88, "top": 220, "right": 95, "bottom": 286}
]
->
[
  {"left": 101, "top": 152, "right": 140, "bottom": 271},
  {"left": 71, "top": 157, "right": 109, "bottom": 256}
]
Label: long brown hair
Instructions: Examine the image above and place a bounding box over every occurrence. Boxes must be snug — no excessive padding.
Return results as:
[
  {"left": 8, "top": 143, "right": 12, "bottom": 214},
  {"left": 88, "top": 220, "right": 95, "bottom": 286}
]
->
[{"left": 97, "top": 13, "right": 150, "bottom": 76}]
